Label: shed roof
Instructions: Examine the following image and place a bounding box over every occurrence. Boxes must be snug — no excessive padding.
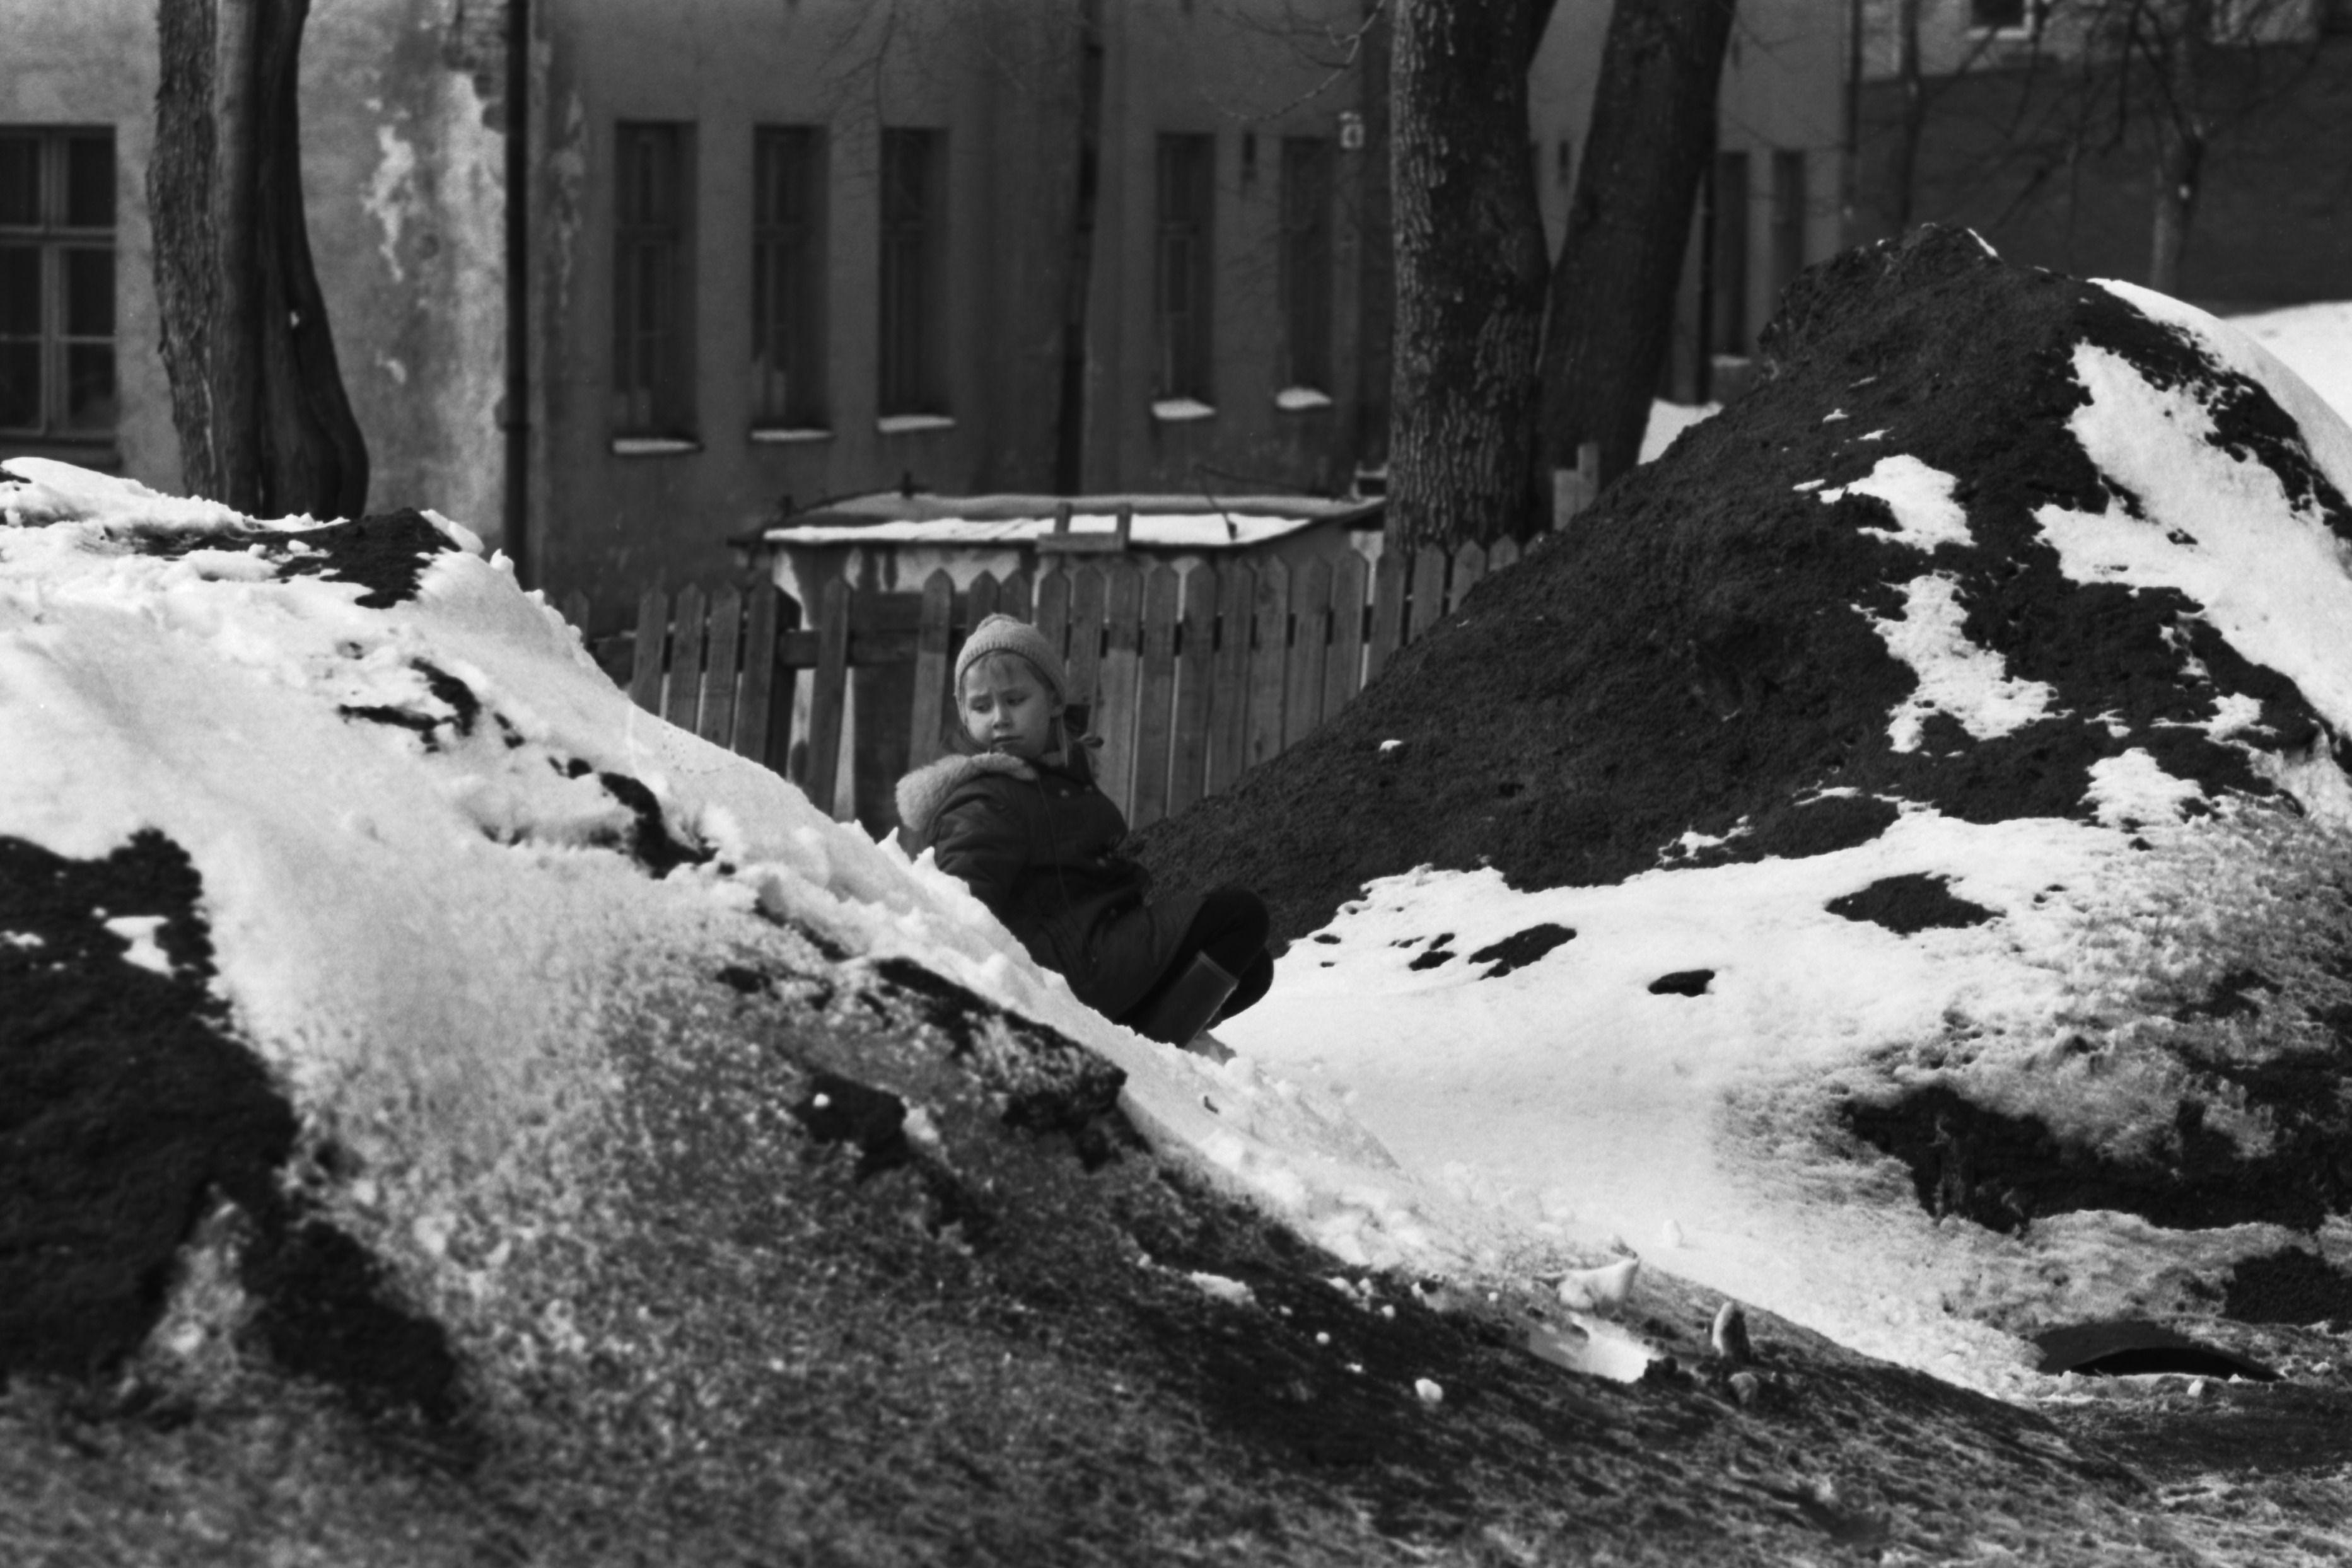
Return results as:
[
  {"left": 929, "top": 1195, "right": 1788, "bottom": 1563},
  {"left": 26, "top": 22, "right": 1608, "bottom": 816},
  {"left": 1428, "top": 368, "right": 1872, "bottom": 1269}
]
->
[{"left": 753, "top": 492, "right": 1382, "bottom": 552}]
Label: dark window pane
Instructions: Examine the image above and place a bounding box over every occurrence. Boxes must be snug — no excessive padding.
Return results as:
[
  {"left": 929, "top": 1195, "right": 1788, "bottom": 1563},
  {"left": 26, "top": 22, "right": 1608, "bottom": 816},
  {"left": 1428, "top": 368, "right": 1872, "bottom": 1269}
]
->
[
  {"left": 65, "top": 343, "right": 115, "bottom": 430},
  {"left": 1281, "top": 137, "right": 1332, "bottom": 390},
  {"left": 0, "top": 137, "right": 37, "bottom": 227},
  {"left": 877, "top": 129, "right": 943, "bottom": 415},
  {"left": 65, "top": 248, "right": 112, "bottom": 336},
  {"left": 0, "top": 247, "right": 40, "bottom": 335},
  {"left": 0, "top": 342, "right": 38, "bottom": 427},
  {"left": 66, "top": 134, "right": 114, "bottom": 228}
]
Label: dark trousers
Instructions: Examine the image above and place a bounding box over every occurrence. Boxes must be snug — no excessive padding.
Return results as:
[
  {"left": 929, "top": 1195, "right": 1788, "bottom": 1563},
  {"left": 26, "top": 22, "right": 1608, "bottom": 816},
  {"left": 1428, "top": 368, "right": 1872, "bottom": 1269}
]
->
[{"left": 1124, "top": 886, "right": 1273, "bottom": 1025}]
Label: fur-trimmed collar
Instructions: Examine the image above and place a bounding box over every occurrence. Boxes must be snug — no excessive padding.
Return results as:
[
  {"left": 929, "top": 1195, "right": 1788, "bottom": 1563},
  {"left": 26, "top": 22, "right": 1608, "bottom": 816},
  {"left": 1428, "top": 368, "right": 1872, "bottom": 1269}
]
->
[{"left": 894, "top": 750, "right": 1037, "bottom": 841}]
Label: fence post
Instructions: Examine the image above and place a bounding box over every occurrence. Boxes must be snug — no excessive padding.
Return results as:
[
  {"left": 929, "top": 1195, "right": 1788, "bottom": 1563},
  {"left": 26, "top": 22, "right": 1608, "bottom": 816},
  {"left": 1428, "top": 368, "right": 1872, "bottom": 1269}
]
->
[
  {"left": 1246, "top": 557, "right": 1289, "bottom": 771},
  {"left": 907, "top": 569, "right": 955, "bottom": 770},
  {"left": 664, "top": 584, "right": 707, "bottom": 733},
  {"left": 1407, "top": 547, "right": 1447, "bottom": 646},
  {"left": 698, "top": 584, "right": 742, "bottom": 748},
  {"left": 629, "top": 585, "right": 667, "bottom": 713},
  {"left": 1066, "top": 564, "right": 1107, "bottom": 723},
  {"left": 1366, "top": 550, "right": 1407, "bottom": 685},
  {"left": 733, "top": 585, "right": 781, "bottom": 767},
  {"left": 1095, "top": 562, "right": 1144, "bottom": 814},
  {"left": 1324, "top": 549, "right": 1369, "bottom": 719},
  {"left": 1449, "top": 540, "right": 1487, "bottom": 618},
  {"left": 1284, "top": 555, "right": 1331, "bottom": 752},
  {"left": 1206, "top": 559, "right": 1254, "bottom": 796},
  {"left": 1170, "top": 562, "right": 1218, "bottom": 816},
  {"left": 1132, "top": 564, "right": 1181, "bottom": 828},
  {"left": 803, "top": 576, "right": 852, "bottom": 819},
  {"left": 1035, "top": 567, "right": 1071, "bottom": 670}
]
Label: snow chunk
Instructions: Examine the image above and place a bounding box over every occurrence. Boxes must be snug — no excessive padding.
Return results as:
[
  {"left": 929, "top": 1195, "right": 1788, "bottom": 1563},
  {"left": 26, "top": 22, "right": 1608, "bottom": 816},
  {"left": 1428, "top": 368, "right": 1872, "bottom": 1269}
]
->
[
  {"left": 1187, "top": 1272, "right": 1256, "bottom": 1308},
  {"left": 1865, "top": 574, "right": 2058, "bottom": 751},
  {"left": 2083, "top": 749, "right": 2208, "bottom": 827},
  {"left": 102, "top": 914, "right": 172, "bottom": 976},
  {"left": 1820, "top": 455, "right": 1972, "bottom": 550}
]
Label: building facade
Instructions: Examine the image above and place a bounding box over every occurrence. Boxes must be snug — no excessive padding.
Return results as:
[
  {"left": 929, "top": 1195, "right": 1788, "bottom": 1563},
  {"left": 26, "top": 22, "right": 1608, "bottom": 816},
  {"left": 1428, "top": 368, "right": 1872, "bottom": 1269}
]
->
[
  {"left": 1848, "top": 0, "right": 2352, "bottom": 309},
  {"left": 4, "top": 0, "right": 1852, "bottom": 632}
]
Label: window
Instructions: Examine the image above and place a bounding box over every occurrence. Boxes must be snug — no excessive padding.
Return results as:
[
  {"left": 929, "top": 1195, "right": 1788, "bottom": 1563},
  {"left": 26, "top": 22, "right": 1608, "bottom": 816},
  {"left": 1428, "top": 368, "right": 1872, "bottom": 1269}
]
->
[
  {"left": 1769, "top": 149, "right": 1807, "bottom": 303},
  {"left": 0, "top": 127, "right": 116, "bottom": 444},
  {"left": 612, "top": 122, "right": 694, "bottom": 440},
  {"left": 878, "top": 128, "right": 946, "bottom": 420},
  {"left": 1969, "top": 0, "right": 2045, "bottom": 32},
  {"left": 1278, "top": 137, "right": 1332, "bottom": 395},
  {"left": 752, "top": 126, "right": 825, "bottom": 431},
  {"left": 1154, "top": 134, "right": 1214, "bottom": 404},
  {"left": 1711, "top": 151, "right": 1750, "bottom": 356}
]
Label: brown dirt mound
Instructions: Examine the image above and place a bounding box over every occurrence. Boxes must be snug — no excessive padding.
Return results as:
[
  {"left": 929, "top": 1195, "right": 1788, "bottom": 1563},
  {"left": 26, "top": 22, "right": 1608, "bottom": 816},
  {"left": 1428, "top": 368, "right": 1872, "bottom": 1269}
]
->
[{"left": 1132, "top": 225, "right": 2350, "bottom": 948}]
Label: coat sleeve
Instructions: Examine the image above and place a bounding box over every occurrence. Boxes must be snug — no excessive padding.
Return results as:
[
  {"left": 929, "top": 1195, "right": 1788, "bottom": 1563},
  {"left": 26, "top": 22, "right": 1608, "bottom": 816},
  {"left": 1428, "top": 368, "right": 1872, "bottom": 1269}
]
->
[{"left": 926, "top": 789, "right": 1030, "bottom": 914}]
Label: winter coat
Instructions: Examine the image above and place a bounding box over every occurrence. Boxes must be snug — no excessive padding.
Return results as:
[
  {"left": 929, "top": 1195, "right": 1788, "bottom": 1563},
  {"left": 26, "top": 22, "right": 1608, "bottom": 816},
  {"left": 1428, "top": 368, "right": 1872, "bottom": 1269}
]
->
[{"left": 895, "top": 745, "right": 1201, "bottom": 1021}]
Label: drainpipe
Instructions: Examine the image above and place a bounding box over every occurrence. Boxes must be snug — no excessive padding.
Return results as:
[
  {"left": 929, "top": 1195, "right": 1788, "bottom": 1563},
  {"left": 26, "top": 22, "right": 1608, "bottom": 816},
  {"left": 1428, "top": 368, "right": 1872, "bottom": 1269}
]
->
[{"left": 503, "top": 0, "right": 532, "bottom": 588}]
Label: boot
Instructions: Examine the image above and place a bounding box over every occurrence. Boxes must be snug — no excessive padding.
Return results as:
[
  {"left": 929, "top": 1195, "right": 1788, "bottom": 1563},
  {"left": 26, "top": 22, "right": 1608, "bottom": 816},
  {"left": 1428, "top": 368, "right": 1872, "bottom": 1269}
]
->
[{"left": 1127, "top": 953, "right": 1239, "bottom": 1053}]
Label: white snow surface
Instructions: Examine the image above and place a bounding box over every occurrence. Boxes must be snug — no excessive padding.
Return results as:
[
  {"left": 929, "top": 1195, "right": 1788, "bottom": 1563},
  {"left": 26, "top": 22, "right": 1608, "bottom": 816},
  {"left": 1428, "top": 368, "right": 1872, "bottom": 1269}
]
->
[{"left": 11, "top": 291, "right": 2352, "bottom": 1409}]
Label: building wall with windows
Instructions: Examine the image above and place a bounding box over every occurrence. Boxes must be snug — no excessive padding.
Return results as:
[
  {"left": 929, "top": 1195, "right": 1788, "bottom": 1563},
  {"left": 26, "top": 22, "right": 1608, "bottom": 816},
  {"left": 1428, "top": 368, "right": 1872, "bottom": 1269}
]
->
[
  {"left": 1849, "top": 1, "right": 2352, "bottom": 307},
  {"left": 5, "top": 0, "right": 1854, "bottom": 632}
]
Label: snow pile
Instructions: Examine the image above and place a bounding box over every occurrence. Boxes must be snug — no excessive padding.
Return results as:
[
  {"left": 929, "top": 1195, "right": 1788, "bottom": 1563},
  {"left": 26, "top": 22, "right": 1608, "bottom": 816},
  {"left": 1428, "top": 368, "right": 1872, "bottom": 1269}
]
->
[
  {"left": 0, "top": 457, "right": 1515, "bottom": 1383},
  {"left": 1152, "top": 232, "right": 2352, "bottom": 1396}
]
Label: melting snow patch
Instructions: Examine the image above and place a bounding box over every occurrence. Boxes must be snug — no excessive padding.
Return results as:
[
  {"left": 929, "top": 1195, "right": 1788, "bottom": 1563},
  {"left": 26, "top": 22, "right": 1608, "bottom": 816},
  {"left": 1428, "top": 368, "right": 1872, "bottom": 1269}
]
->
[
  {"left": 1819, "top": 455, "right": 1973, "bottom": 550},
  {"left": 1865, "top": 575, "right": 2058, "bottom": 751},
  {"left": 2037, "top": 336, "right": 2352, "bottom": 735}
]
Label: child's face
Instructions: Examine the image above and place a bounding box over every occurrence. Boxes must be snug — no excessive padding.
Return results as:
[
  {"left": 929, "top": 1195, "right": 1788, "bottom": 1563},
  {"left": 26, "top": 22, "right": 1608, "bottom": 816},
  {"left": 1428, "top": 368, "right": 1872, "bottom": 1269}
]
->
[{"left": 958, "top": 654, "right": 1062, "bottom": 760}]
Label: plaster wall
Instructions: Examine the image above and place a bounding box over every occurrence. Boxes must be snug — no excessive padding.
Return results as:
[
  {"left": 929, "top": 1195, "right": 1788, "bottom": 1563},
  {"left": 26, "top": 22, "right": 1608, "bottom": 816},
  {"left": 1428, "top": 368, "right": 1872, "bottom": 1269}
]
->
[
  {"left": 2, "top": 0, "right": 508, "bottom": 545},
  {"left": 303, "top": 0, "right": 509, "bottom": 538}
]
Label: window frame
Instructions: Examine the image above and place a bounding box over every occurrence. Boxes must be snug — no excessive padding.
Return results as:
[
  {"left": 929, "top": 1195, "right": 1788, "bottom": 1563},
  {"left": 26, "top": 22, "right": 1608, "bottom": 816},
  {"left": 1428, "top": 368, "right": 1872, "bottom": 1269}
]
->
[
  {"left": 1711, "top": 149, "right": 1751, "bottom": 357},
  {"left": 0, "top": 125, "right": 118, "bottom": 448},
  {"left": 1769, "top": 148, "right": 1807, "bottom": 305},
  {"left": 1153, "top": 132, "right": 1216, "bottom": 407},
  {"left": 750, "top": 124, "right": 827, "bottom": 434},
  {"left": 610, "top": 120, "right": 697, "bottom": 446},
  {"left": 876, "top": 127, "right": 948, "bottom": 422},
  {"left": 1278, "top": 135, "right": 1334, "bottom": 398}
]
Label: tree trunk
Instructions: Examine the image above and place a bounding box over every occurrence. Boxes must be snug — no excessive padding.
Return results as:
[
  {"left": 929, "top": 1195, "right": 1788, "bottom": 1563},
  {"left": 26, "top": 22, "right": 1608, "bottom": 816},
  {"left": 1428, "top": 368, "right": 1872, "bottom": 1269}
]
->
[
  {"left": 1535, "top": 0, "right": 1737, "bottom": 494},
  {"left": 2145, "top": 0, "right": 2213, "bottom": 296},
  {"left": 151, "top": 0, "right": 367, "bottom": 520},
  {"left": 1386, "top": 0, "right": 1556, "bottom": 553},
  {"left": 1052, "top": 0, "right": 1105, "bottom": 495},
  {"left": 1892, "top": 0, "right": 1924, "bottom": 230},
  {"left": 1351, "top": 0, "right": 1394, "bottom": 486}
]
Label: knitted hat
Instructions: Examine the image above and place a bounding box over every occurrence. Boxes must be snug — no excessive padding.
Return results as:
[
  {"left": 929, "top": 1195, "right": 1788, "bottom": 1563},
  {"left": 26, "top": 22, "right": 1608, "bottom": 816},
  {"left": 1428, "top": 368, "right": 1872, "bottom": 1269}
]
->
[{"left": 954, "top": 613, "right": 1068, "bottom": 706}]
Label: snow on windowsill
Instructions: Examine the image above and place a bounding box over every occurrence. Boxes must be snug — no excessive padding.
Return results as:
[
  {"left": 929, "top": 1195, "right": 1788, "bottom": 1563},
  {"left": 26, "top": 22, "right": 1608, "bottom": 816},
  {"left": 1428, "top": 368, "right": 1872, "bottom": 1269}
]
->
[
  {"left": 609, "top": 436, "right": 701, "bottom": 457},
  {"left": 1274, "top": 386, "right": 1333, "bottom": 412},
  {"left": 1151, "top": 398, "right": 1216, "bottom": 423},
  {"left": 750, "top": 427, "right": 834, "bottom": 444},
  {"left": 876, "top": 414, "right": 955, "bottom": 436}
]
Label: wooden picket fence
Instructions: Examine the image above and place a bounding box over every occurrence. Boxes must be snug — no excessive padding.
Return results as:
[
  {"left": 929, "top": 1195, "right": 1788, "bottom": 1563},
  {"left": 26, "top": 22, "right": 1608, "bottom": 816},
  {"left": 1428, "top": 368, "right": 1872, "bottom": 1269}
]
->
[{"left": 572, "top": 533, "right": 1526, "bottom": 833}]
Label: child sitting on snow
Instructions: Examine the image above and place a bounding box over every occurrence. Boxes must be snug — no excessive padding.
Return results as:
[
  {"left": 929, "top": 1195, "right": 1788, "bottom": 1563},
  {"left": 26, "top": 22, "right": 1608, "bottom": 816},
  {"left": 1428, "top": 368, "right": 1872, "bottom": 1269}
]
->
[{"left": 894, "top": 613, "right": 1272, "bottom": 1054}]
